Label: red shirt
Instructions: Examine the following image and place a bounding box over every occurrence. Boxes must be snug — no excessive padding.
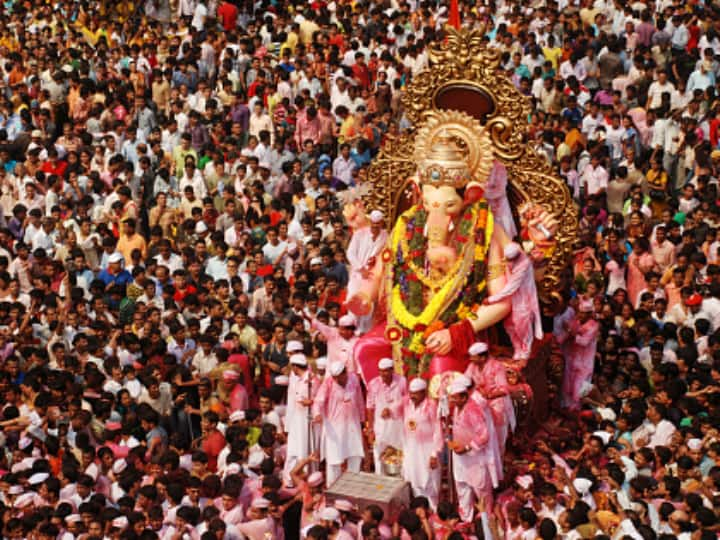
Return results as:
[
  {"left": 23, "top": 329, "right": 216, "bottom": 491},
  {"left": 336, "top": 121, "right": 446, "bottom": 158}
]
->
[
  {"left": 328, "top": 33, "right": 345, "bottom": 52},
  {"left": 40, "top": 160, "right": 67, "bottom": 177},
  {"left": 351, "top": 63, "right": 371, "bottom": 90},
  {"left": 201, "top": 429, "right": 226, "bottom": 472},
  {"left": 217, "top": 1, "right": 238, "bottom": 31},
  {"left": 247, "top": 80, "right": 263, "bottom": 98},
  {"left": 173, "top": 284, "right": 197, "bottom": 303},
  {"left": 710, "top": 118, "right": 720, "bottom": 149}
]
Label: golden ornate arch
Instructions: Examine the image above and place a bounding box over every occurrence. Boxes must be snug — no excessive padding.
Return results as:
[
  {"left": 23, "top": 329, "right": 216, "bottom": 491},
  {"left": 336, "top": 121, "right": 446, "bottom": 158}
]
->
[{"left": 363, "top": 27, "right": 577, "bottom": 303}]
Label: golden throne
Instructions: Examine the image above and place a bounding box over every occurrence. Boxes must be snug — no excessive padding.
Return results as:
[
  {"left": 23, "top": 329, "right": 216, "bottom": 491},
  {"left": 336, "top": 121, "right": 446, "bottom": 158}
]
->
[{"left": 363, "top": 28, "right": 577, "bottom": 305}]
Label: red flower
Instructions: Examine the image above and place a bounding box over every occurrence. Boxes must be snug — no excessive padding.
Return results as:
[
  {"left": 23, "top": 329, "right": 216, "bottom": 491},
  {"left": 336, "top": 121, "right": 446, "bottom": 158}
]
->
[
  {"left": 385, "top": 326, "right": 403, "bottom": 343},
  {"left": 406, "top": 273, "right": 419, "bottom": 282},
  {"left": 456, "top": 235, "right": 468, "bottom": 243},
  {"left": 414, "top": 323, "right": 427, "bottom": 332},
  {"left": 463, "top": 212, "right": 473, "bottom": 221}
]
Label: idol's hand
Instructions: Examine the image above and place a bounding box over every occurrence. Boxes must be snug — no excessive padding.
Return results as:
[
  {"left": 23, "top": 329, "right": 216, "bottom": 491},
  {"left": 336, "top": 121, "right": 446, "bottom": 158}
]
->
[{"left": 425, "top": 329, "right": 452, "bottom": 355}]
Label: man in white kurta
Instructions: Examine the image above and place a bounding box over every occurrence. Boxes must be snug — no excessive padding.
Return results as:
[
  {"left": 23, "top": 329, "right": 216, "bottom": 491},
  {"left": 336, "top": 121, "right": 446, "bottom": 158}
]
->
[
  {"left": 313, "top": 361, "right": 366, "bottom": 487},
  {"left": 459, "top": 374, "right": 503, "bottom": 495},
  {"left": 401, "top": 378, "right": 443, "bottom": 509},
  {"left": 448, "top": 381, "right": 491, "bottom": 523},
  {"left": 345, "top": 210, "right": 389, "bottom": 332},
  {"left": 284, "top": 353, "right": 321, "bottom": 482},
  {"left": 366, "top": 357, "right": 407, "bottom": 474}
]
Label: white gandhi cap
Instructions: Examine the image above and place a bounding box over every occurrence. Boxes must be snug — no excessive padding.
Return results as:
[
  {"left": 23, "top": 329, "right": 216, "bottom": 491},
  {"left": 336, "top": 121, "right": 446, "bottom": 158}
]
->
[{"left": 378, "top": 357, "right": 393, "bottom": 370}]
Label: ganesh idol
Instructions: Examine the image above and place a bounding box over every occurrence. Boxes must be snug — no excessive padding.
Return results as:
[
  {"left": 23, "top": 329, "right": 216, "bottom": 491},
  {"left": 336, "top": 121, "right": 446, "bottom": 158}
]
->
[{"left": 346, "top": 110, "right": 557, "bottom": 381}]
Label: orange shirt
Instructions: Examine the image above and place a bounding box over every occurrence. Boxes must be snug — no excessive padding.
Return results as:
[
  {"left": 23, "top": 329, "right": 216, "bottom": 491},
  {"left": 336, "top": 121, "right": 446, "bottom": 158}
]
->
[{"left": 116, "top": 232, "right": 147, "bottom": 262}]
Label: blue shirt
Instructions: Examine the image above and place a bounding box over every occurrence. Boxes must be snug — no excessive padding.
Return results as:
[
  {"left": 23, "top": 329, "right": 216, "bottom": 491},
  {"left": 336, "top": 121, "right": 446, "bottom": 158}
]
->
[{"left": 96, "top": 269, "right": 133, "bottom": 287}]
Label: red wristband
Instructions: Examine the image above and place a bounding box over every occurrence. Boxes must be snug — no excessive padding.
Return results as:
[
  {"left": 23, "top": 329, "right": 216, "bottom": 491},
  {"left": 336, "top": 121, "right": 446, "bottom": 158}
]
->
[{"left": 448, "top": 319, "right": 476, "bottom": 357}]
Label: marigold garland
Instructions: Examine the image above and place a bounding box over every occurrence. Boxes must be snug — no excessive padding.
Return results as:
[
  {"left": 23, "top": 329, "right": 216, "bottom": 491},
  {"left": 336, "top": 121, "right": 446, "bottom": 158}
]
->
[{"left": 387, "top": 200, "right": 494, "bottom": 375}]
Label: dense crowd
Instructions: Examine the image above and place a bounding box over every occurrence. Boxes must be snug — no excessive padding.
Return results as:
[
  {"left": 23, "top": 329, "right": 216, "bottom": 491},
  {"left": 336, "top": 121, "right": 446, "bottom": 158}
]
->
[{"left": 2, "top": 0, "right": 720, "bottom": 539}]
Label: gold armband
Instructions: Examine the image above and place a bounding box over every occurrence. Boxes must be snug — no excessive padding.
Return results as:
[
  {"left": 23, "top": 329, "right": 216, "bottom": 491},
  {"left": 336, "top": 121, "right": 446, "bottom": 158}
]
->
[{"left": 487, "top": 261, "right": 507, "bottom": 281}]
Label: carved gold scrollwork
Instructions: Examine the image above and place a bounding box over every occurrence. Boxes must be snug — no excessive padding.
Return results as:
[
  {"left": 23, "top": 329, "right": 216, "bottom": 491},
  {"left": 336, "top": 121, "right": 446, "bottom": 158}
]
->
[
  {"left": 364, "top": 27, "right": 577, "bottom": 303},
  {"left": 363, "top": 132, "right": 418, "bottom": 226},
  {"left": 505, "top": 148, "right": 577, "bottom": 304}
]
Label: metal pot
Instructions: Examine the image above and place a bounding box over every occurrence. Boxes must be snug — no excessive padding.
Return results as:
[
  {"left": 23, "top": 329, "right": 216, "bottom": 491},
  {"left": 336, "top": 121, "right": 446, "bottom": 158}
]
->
[{"left": 382, "top": 461, "right": 402, "bottom": 477}]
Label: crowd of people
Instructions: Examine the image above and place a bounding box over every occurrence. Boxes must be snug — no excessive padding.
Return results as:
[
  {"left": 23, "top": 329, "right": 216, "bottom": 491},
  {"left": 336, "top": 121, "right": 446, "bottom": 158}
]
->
[{"left": 1, "top": 0, "right": 720, "bottom": 538}]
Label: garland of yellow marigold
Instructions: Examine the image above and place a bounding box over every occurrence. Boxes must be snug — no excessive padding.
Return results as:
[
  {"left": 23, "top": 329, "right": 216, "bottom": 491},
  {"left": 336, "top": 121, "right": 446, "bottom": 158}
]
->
[{"left": 384, "top": 200, "right": 493, "bottom": 376}]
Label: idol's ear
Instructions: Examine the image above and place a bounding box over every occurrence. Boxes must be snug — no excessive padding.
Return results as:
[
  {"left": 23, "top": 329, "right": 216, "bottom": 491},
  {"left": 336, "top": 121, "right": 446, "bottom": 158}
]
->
[
  {"left": 464, "top": 182, "right": 485, "bottom": 205},
  {"left": 408, "top": 176, "right": 422, "bottom": 205}
]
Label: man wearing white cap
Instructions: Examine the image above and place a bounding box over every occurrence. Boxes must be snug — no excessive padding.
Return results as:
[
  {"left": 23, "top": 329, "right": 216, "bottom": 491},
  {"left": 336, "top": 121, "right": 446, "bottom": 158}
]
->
[
  {"left": 345, "top": 208, "right": 388, "bottom": 332},
  {"left": 456, "top": 371, "right": 503, "bottom": 493},
  {"left": 366, "top": 357, "right": 407, "bottom": 474},
  {"left": 315, "top": 356, "right": 328, "bottom": 377},
  {"left": 219, "top": 369, "right": 249, "bottom": 412},
  {"left": 235, "top": 497, "right": 281, "bottom": 539},
  {"left": 311, "top": 313, "right": 359, "bottom": 374},
  {"left": 447, "top": 381, "right": 492, "bottom": 522},
  {"left": 465, "top": 342, "right": 515, "bottom": 454},
  {"left": 313, "top": 360, "right": 365, "bottom": 486},
  {"left": 401, "top": 378, "right": 443, "bottom": 508},
  {"left": 557, "top": 298, "right": 599, "bottom": 410},
  {"left": 318, "top": 507, "right": 348, "bottom": 538},
  {"left": 97, "top": 252, "right": 132, "bottom": 288},
  {"left": 484, "top": 242, "right": 543, "bottom": 361},
  {"left": 284, "top": 352, "right": 321, "bottom": 480}
]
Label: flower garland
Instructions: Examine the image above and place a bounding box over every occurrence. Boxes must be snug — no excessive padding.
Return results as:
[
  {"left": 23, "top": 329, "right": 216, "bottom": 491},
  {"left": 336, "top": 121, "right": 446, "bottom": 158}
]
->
[{"left": 387, "top": 200, "right": 493, "bottom": 375}]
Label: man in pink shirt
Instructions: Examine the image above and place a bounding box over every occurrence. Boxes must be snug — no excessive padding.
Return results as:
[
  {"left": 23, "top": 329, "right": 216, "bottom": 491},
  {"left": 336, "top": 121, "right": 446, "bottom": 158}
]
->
[
  {"left": 235, "top": 497, "right": 280, "bottom": 539},
  {"left": 556, "top": 300, "right": 600, "bottom": 410},
  {"left": 651, "top": 226, "right": 676, "bottom": 272},
  {"left": 464, "top": 342, "right": 515, "bottom": 454},
  {"left": 295, "top": 105, "right": 321, "bottom": 149},
  {"left": 366, "top": 357, "right": 407, "bottom": 474},
  {"left": 222, "top": 370, "right": 249, "bottom": 412},
  {"left": 448, "top": 381, "right": 491, "bottom": 522},
  {"left": 219, "top": 486, "right": 244, "bottom": 526},
  {"left": 312, "top": 361, "right": 366, "bottom": 486},
  {"left": 401, "top": 378, "right": 443, "bottom": 509},
  {"left": 311, "top": 314, "right": 359, "bottom": 373},
  {"left": 485, "top": 242, "right": 543, "bottom": 361},
  {"left": 103, "top": 422, "right": 130, "bottom": 458}
]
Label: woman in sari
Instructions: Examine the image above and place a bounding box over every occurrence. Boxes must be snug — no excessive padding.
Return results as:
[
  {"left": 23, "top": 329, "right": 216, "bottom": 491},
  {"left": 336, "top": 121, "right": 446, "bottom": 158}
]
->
[{"left": 627, "top": 237, "right": 657, "bottom": 306}]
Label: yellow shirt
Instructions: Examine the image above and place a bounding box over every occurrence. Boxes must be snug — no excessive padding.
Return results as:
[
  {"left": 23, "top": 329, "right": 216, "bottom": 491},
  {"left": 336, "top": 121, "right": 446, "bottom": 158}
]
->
[
  {"left": 299, "top": 19, "right": 319, "bottom": 45},
  {"left": 542, "top": 46, "right": 563, "bottom": 70},
  {"left": 0, "top": 35, "right": 19, "bottom": 52},
  {"left": 281, "top": 31, "right": 299, "bottom": 55},
  {"left": 339, "top": 116, "right": 355, "bottom": 145},
  {"left": 117, "top": 232, "right": 147, "bottom": 262},
  {"left": 267, "top": 92, "right": 281, "bottom": 115},
  {"left": 172, "top": 146, "right": 198, "bottom": 177}
]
